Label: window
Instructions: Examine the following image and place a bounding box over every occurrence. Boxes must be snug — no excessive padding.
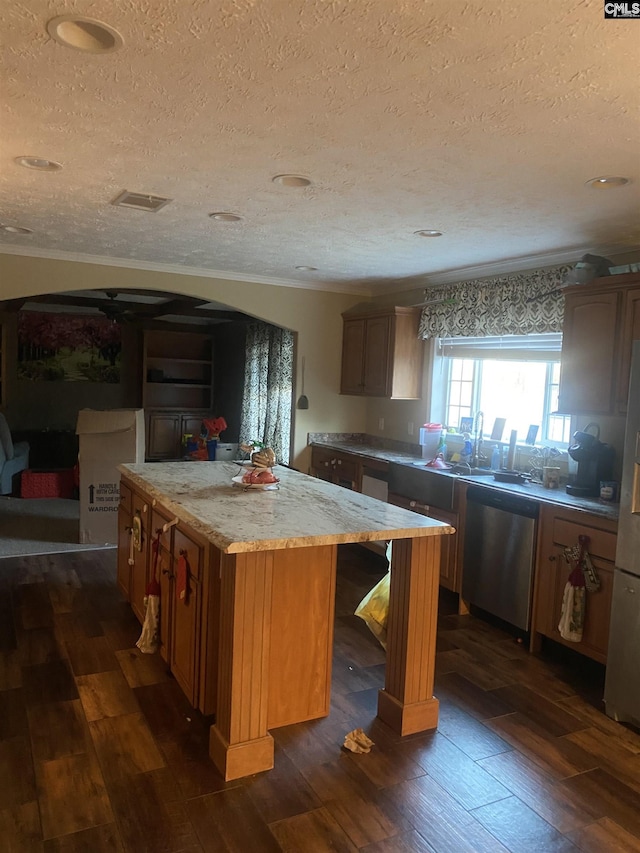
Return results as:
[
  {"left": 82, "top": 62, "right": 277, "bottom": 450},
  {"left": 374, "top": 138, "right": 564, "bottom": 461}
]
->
[{"left": 438, "top": 335, "right": 571, "bottom": 447}]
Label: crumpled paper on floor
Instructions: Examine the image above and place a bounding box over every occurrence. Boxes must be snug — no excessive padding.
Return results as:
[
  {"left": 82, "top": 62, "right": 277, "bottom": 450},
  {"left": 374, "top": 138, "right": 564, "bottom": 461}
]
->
[{"left": 343, "top": 728, "right": 374, "bottom": 754}]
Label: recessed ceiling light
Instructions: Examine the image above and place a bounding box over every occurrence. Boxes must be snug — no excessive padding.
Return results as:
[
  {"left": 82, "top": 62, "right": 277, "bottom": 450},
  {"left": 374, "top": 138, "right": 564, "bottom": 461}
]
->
[
  {"left": 295, "top": 266, "right": 318, "bottom": 271},
  {"left": 0, "top": 224, "right": 32, "bottom": 235},
  {"left": 208, "top": 212, "right": 243, "bottom": 222},
  {"left": 46, "top": 15, "right": 123, "bottom": 53},
  {"left": 585, "top": 176, "right": 630, "bottom": 188},
  {"left": 414, "top": 229, "right": 443, "bottom": 237},
  {"left": 272, "top": 174, "right": 312, "bottom": 188},
  {"left": 15, "top": 156, "right": 62, "bottom": 171}
]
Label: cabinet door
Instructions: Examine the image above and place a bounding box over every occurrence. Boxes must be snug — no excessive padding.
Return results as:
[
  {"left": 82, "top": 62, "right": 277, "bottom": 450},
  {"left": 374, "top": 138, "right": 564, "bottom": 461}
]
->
[
  {"left": 116, "top": 507, "right": 132, "bottom": 600},
  {"left": 363, "top": 315, "right": 391, "bottom": 396},
  {"left": 150, "top": 506, "right": 173, "bottom": 664},
  {"left": 147, "top": 412, "right": 182, "bottom": 460},
  {"left": 310, "top": 447, "right": 336, "bottom": 482},
  {"left": 182, "top": 414, "right": 204, "bottom": 443},
  {"left": 558, "top": 290, "right": 620, "bottom": 414},
  {"left": 617, "top": 287, "right": 640, "bottom": 413},
  {"left": 548, "top": 547, "right": 614, "bottom": 663},
  {"left": 387, "top": 492, "right": 456, "bottom": 590},
  {"left": 116, "top": 483, "right": 133, "bottom": 599},
  {"left": 129, "top": 495, "right": 150, "bottom": 624},
  {"left": 428, "top": 507, "right": 458, "bottom": 592},
  {"left": 170, "top": 527, "right": 203, "bottom": 705},
  {"left": 533, "top": 507, "right": 617, "bottom": 664},
  {"left": 340, "top": 319, "right": 365, "bottom": 394}
]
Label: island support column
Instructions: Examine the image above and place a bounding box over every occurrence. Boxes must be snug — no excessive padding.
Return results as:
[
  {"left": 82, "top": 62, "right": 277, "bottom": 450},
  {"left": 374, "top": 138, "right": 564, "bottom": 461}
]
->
[
  {"left": 209, "top": 550, "right": 275, "bottom": 780},
  {"left": 377, "top": 535, "right": 441, "bottom": 735}
]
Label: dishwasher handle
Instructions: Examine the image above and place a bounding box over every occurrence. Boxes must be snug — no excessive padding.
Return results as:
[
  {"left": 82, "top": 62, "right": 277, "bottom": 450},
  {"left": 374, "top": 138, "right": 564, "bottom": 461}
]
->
[{"left": 466, "top": 485, "right": 539, "bottom": 519}]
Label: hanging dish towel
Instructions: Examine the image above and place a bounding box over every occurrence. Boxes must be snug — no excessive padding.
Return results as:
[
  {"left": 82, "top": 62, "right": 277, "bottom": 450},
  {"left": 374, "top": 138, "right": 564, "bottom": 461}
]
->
[
  {"left": 558, "top": 540, "right": 588, "bottom": 643},
  {"left": 558, "top": 581, "right": 585, "bottom": 643}
]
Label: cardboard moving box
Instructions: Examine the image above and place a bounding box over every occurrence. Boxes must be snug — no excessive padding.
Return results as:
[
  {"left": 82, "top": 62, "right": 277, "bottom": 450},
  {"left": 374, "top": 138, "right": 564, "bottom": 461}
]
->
[{"left": 76, "top": 409, "right": 145, "bottom": 544}]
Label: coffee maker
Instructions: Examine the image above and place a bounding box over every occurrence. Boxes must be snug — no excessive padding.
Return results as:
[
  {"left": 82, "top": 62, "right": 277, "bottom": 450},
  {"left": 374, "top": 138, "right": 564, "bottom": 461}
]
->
[{"left": 566, "top": 423, "right": 615, "bottom": 497}]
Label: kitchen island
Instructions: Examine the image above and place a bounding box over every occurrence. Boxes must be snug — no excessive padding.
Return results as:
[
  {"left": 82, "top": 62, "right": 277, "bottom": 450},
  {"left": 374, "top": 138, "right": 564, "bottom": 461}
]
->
[{"left": 118, "top": 461, "right": 454, "bottom": 780}]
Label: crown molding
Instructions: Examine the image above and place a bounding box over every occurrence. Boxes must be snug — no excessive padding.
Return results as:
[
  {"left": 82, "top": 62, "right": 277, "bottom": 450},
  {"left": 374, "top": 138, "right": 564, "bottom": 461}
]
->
[
  {"left": 2, "top": 243, "right": 637, "bottom": 299},
  {"left": 0, "top": 245, "right": 373, "bottom": 296},
  {"left": 370, "top": 244, "right": 640, "bottom": 293}
]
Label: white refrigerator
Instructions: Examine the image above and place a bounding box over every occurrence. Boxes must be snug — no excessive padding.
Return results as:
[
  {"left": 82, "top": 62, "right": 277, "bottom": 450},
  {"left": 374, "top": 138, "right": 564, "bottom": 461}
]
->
[{"left": 604, "top": 340, "right": 640, "bottom": 725}]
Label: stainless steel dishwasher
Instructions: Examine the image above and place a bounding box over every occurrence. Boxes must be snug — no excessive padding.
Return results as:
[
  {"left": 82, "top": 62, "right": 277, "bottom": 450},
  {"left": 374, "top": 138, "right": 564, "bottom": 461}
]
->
[{"left": 461, "top": 486, "right": 539, "bottom": 632}]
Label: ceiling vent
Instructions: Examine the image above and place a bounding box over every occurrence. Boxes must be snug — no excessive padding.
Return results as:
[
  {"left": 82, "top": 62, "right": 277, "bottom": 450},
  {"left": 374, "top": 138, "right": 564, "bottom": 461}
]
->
[{"left": 111, "top": 191, "right": 172, "bottom": 212}]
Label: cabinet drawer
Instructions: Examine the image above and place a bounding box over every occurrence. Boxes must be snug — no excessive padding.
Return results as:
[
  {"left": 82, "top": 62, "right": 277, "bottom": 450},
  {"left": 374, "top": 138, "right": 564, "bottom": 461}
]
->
[{"left": 552, "top": 517, "right": 617, "bottom": 562}]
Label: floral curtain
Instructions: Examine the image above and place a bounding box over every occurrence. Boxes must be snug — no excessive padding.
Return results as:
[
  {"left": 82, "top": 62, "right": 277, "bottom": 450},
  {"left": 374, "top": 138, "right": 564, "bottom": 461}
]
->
[
  {"left": 240, "top": 323, "right": 294, "bottom": 464},
  {"left": 418, "top": 264, "right": 573, "bottom": 339}
]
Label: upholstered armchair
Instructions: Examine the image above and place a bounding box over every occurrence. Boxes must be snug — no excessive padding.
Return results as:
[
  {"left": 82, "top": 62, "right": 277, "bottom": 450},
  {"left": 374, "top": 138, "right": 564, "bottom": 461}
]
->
[{"left": 0, "top": 415, "right": 30, "bottom": 495}]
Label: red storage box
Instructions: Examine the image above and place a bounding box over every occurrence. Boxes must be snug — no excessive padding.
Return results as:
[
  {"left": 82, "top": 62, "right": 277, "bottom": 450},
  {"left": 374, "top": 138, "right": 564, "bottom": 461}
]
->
[{"left": 20, "top": 469, "right": 76, "bottom": 499}]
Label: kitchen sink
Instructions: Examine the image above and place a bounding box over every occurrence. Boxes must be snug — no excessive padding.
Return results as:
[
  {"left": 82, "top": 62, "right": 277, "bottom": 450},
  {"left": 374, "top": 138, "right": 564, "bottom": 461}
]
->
[
  {"left": 411, "top": 462, "right": 494, "bottom": 476},
  {"left": 452, "top": 467, "right": 494, "bottom": 476}
]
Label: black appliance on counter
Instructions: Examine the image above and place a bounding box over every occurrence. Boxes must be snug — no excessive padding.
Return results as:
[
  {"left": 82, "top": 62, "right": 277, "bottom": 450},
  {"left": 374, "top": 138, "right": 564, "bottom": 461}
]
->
[{"left": 566, "top": 422, "right": 614, "bottom": 497}]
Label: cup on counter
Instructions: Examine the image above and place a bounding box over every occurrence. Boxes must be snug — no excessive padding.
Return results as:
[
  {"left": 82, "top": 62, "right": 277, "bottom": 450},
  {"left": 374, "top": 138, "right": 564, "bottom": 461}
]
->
[
  {"left": 542, "top": 466, "right": 561, "bottom": 489},
  {"left": 599, "top": 481, "right": 619, "bottom": 502}
]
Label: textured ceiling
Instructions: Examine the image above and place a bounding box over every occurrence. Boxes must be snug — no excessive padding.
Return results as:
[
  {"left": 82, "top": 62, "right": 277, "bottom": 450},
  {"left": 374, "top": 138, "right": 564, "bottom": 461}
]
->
[{"left": 1, "top": 0, "right": 639, "bottom": 294}]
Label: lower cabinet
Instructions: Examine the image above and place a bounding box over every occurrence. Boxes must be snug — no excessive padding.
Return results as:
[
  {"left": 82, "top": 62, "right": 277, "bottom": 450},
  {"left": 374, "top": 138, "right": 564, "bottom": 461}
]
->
[
  {"left": 310, "top": 446, "right": 360, "bottom": 489},
  {"left": 532, "top": 505, "right": 617, "bottom": 664},
  {"left": 121, "top": 480, "right": 218, "bottom": 715},
  {"left": 146, "top": 411, "right": 208, "bottom": 461},
  {"left": 129, "top": 492, "right": 152, "bottom": 624},
  {"left": 169, "top": 526, "right": 204, "bottom": 707},
  {"left": 116, "top": 482, "right": 133, "bottom": 600},
  {"left": 387, "top": 492, "right": 458, "bottom": 592}
]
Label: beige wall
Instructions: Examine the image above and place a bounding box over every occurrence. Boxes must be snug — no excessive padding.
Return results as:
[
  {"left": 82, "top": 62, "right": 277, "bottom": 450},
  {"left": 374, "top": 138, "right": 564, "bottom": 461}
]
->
[{"left": 0, "top": 253, "right": 370, "bottom": 470}]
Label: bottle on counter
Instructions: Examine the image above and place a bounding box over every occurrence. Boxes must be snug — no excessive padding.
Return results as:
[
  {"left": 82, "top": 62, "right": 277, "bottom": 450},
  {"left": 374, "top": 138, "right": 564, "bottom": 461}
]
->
[
  {"left": 491, "top": 445, "right": 501, "bottom": 471},
  {"left": 436, "top": 431, "right": 448, "bottom": 460}
]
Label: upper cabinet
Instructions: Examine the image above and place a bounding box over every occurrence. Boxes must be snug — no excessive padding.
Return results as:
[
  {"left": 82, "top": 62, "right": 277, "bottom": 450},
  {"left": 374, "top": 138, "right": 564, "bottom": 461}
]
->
[
  {"left": 340, "top": 307, "right": 424, "bottom": 399},
  {"left": 558, "top": 273, "right": 640, "bottom": 416},
  {"left": 143, "top": 330, "right": 213, "bottom": 411}
]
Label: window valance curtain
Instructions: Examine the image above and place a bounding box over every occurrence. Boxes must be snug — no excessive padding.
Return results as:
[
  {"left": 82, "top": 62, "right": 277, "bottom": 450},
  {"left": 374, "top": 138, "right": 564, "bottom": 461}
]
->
[
  {"left": 240, "top": 322, "right": 294, "bottom": 464},
  {"left": 418, "top": 264, "right": 573, "bottom": 339}
]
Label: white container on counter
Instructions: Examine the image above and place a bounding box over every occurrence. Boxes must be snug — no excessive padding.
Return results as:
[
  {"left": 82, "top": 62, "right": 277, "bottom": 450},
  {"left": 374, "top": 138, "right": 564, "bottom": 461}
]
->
[{"left": 420, "top": 424, "right": 442, "bottom": 460}]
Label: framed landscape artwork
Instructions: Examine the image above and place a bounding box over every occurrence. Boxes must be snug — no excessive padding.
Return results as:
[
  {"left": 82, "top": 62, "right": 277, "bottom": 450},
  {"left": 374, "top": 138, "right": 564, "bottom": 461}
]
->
[{"left": 17, "top": 310, "right": 122, "bottom": 383}]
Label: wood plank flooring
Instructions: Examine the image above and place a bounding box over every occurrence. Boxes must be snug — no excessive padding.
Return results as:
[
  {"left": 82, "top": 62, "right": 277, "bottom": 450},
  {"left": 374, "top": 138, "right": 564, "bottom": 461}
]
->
[{"left": 1, "top": 544, "right": 640, "bottom": 852}]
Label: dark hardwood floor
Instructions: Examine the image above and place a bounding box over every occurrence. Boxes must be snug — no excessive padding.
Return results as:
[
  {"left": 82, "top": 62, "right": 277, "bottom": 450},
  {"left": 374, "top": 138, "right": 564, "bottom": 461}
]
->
[{"left": 1, "top": 544, "right": 640, "bottom": 852}]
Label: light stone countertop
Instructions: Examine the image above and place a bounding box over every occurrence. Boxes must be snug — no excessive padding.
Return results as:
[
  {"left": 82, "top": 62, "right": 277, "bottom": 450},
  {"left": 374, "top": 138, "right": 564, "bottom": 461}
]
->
[
  {"left": 310, "top": 440, "right": 619, "bottom": 522},
  {"left": 119, "top": 461, "right": 454, "bottom": 554}
]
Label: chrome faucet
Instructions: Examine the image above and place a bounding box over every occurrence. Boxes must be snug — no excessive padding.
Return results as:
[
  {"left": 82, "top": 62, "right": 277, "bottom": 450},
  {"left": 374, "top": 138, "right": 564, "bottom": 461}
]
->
[{"left": 471, "top": 411, "right": 484, "bottom": 468}]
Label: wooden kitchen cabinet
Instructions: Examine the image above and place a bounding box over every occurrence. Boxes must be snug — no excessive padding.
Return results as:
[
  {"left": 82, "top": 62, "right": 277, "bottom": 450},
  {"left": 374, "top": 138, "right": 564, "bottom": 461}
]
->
[
  {"left": 146, "top": 411, "right": 209, "bottom": 460},
  {"left": 129, "top": 492, "right": 151, "bottom": 624},
  {"left": 143, "top": 328, "right": 213, "bottom": 460},
  {"left": 617, "top": 284, "right": 640, "bottom": 413},
  {"left": 169, "top": 526, "right": 205, "bottom": 707},
  {"left": 310, "top": 446, "right": 360, "bottom": 490},
  {"left": 340, "top": 307, "right": 424, "bottom": 399},
  {"left": 558, "top": 272, "right": 640, "bottom": 415},
  {"left": 116, "top": 481, "right": 133, "bottom": 599},
  {"left": 121, "top": 477, "right": 218, "bottom": 715},
  {"left": 532, "top": 504, "right": 617, "bottom": 664},
  {"left": 387, "top": 492, "right": 458, "bottom": 592}
]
